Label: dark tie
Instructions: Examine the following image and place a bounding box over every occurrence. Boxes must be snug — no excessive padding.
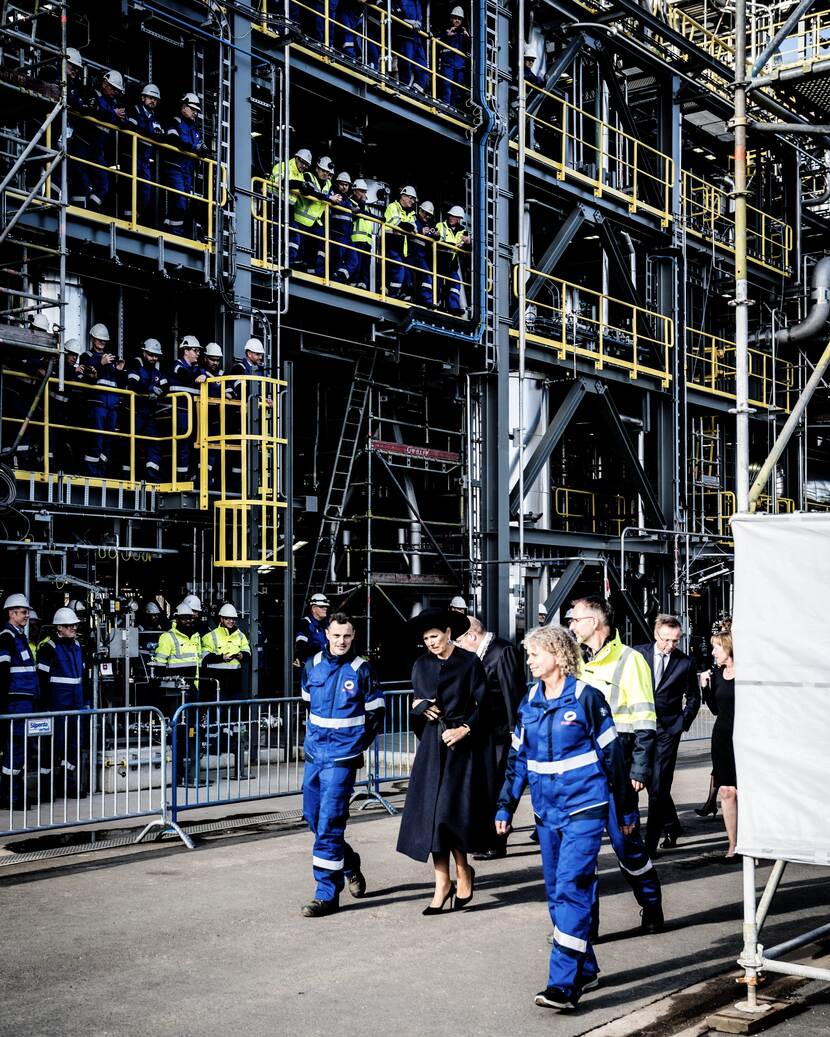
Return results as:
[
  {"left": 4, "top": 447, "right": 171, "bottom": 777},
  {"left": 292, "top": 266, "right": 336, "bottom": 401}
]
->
[{"left": 655, "top": 652, "right": 666, "bottom": 686}]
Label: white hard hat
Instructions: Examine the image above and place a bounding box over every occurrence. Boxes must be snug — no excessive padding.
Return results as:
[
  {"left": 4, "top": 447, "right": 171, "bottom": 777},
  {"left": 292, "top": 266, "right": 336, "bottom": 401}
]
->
[
  {"left": 65, "top": 337, "right": 80, "bottom": 354},
  {"left": 352, "top": 178, "right": 368, "bottom": 190},
  {"left": 175, "top": 603, "right": 195, "bottom": 618},
  {"left": 53, "top": 607, "right": 80, "bottom": 625},
  {"left": 141, "top": 83, "right": 161, "bottom": 100},
  {"left": 295, "top": 148, "right": 312, "bottom": 164},
  {"left": 218, "top": 603, "right": 238, "bottom": 618},
  {"left": 181, "top": 91, "right": 201, "bottom": 110},
  {"left": 179, "top": 334, "right": 201, "bottom": 351},
  {"left": 335, "top": 171, "right": 352, "bottom": 185},
  {"left": 448, "top": 205, "right": 466, "bottom": 218},
  {"left": 103, "top": 69, "right": 124, "bottom": 93},
  {"left": 145, "top": 601, "right": 161, "bottom": 615},
  {"left": 142, "top": 337, "right": 163, "bottom": 356},
  {"left": 68, "top": 599, "right": 86, "bottom": 615},
  {"left": 419, "top": 200, "right": 435, "bottom": 216},
  {"left": 28, "top": 609, "right": 40, "bottom": 621},
  {"left": 451, "top": 6, "right": 464, "bottom": 16},
  {"left": 450, "top": 595, "right": 467, "bottom": 609},
  {"left": 89, "top": 322, "right": 110, "bottom": 341},
  {"left": 66, "top": 47, "right": 83, "bottom": 67},
  {"left": 401, "top": 185, "right": 417, "bottom": 198},
  {"left": 4, "top": 593, "right": 30, "bottom": 610},
  {"left": 244, "top": 337, "right": 265, "bottom": 355},
  {"left": 316, "top": 156, "right": 334, "bottom": 175},
  {"left": 310, "top": 593, "right": 330, "bottom": 606},
  {"left": 204, "top": 342, "right": 223, "bottom": 358},
  {"left": 182, "top": 593, "right": 202, "bottom": 611},
  {"left": 524, "top": 43, "right": 536, "bottom": 58},
  {"left": 29, "top": 313, "right": 52, "bottom": 333}
]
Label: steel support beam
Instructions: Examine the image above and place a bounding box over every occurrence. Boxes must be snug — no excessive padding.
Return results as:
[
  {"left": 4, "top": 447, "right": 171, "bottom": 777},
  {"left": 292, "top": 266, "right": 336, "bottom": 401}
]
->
[
  {"left": 606, "top": 559, "right": 653, "bottom": 641},
  {"left": 750, "top": 0, "right": 817, "bottom": 77},
  {"left": 509, "top": 379, "right": 587, "bottom": 517},
  {"left": 518, "top": 33, "right": 586, "bottom": 134},
  {"left": 597, "top": 219, "right": 648, "bottom": 311},
  {"left": 541, "top": 557, "right": 587, "bottom": 619},
  {"left": 524, "top": 205, "right": 598, "bottom": 301}
]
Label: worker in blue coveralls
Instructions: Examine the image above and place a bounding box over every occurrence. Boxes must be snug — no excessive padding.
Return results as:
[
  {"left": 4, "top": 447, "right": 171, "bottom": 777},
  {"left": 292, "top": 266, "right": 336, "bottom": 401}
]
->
[
  {"left": 439, "top": 7, "right": 471, "bottom": 107},
  {"left": 300, "top": 611, "right": 386, "bottom": 916},
  {"left": 436, "top": 205, "right": 470, "bottom": 315},
  {"left": 294, "top": 592, "right": 331, "bottom": 666},
  {"left": 123, "top": 337, "right": 167, "bottom": 481},
  {"left": 125, "top": 83, "right": 163, "bottom": 224},
  {"left": 70, "top": 69, "right": 126, "bottom": 210},
  {"left": 496, "top": 625, "right": 637, "bottom": 1012},
  {"left": 80, "top": 322, "right": 124, "bottom": 477},
  {"left": 167, "top": 335, "right": 206, "bottom": 481},
  {"left": 37, "top": 607, "right": 87, "bottom": 796},
  {"left": 395, "top": 0, "right": 428, "bottom": 92},
  {"left": 162, "top": 92, "right": 208, "bottom": 235},
  {"left": 327, "top": 171, "right": 356, "bottom": 282},
  {"left": 409, "top": 199, "right": 439, "bottom": 306},
  {"left": 349, "top": 178, "right": 374, "bottom": 290},
  {"left": 0, "top": 594, "right": 40, "bottom": 808}
]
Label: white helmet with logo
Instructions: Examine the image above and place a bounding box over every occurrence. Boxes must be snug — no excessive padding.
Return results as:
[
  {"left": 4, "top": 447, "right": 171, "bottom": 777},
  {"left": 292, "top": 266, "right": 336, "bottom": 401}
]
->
[
  {"left": 66, "top": 47, "right": 83, "bottom": 67},
  {"left": 524, "top": 43, "right": 536, "bottom": 59},
  {"left": 142, "top": 83, "right": 161, "bottom": 100},
  {"left": 174, "top": 603, "right": 195, "bottom": 618},
  {"left": 450, "top": 595, "right": 467, "bottom": 609},
  {"left": 145, "top": 601, "right": 161, "bottom": 615},
  {"left": 65, "top": 337, "right": 80, "bottom": 355},
  {"left": 451, "top": 6, "right": 464, "bottom": 16},
  {"left": 179, "top": 334, "right": 201, "bottom": 351},
  {"left": 316, "top": 156, "right": 335, "bottom": 175},
  {"left": 4, "top": 593, "right": 30, "bottom": 610},
  {"left": 310, "top": 593, "right": 330, "bottom": 607},
  {"left": 219, "top": 603, "right": 238, "bottom": 619},
  {"left": 103, "top": 70, "right": 124, "bottom": 93},
  {"left": 335, "top": 171, "right": 352, "bottom": 185},
  {"left": 244, "top": 337, "right": 265, "bottom": 355},
  {"left": 89, "top": 322, "right": 110, "bottom": 341},
  {"left": 352, "top": 178, "right": 368, "bottom": 191},
  {"left": 401, "top": 185, "right": 417, "bottom": 199},
  {"left": 181, "top": 92, "right": 201, "bottom": 110},
  {"left": 142, "top": 337, "right": 163, "bottom": 356},
  {"left": 29, "top": 313, "right": 52, "bottom": 333},
  {"left": 28, "top": 609, "right": 40, "bottom": 621},
  {"left": 182, "top": 593, "right": 202, "bottom": 612},
  {"left": 448, "top": 205, "right": 466, "bottom": 219},
  {"left": 204, "top": 342, "right": 223, "bottom": 358},
  {"left": 54, "top": 607, "right": 80, "bottom": 625},
  {"left": 295, "top": 148, "right": 313, "bottom": 164},
  {"left": 419, "top": 200, "right": 435, "bottom": 216}
]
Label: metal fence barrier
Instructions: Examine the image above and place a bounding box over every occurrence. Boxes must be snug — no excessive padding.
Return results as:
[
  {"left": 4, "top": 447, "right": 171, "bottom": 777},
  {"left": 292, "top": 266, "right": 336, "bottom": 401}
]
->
[{"left": 0, "top": 705, "right": 188, "bottom": 844}]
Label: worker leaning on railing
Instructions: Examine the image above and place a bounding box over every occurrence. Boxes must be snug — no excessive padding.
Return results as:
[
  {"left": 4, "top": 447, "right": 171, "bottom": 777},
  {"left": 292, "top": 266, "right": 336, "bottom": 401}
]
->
[
  {"left": 438, "top": 7, "right": 471, "bottom": 107},
  {"left": 79, "top": 321, "right": 126, "bottom": 478},
  {"left": 409, "top": 199, "right": 439, "bottom": 306},
  {"left": 69, "top": 68, "right": 126, "bottom": 211},
  {"left": 124, "top": 83, "right": 163, "bottom": 224},
  {"left": 121, "top": 338, "right": 168, "bottom": 482},
  {"left": 289, "top": 155, "right": 334, "bottom": 272},
  {"left": 384, "top": 185, "right": 418, "bottom": 299},
  {"left": 162, "top": 92, "right": 210, "bottom": 236},
  {"left": 436, "top": 205, "right": 471, "bottom": 315}
]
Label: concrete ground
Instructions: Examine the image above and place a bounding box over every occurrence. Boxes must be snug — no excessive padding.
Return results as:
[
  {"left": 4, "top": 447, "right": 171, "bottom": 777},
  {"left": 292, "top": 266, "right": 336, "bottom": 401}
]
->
[{"left": 2, "top": 743, "right": 829, "bottom": 1037}]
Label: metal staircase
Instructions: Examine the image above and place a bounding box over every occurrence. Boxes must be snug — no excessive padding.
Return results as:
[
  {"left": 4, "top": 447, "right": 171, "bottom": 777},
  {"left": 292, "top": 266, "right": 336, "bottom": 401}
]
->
[{"left": 304, "top": 352, "right": 377, "bottom": 599}]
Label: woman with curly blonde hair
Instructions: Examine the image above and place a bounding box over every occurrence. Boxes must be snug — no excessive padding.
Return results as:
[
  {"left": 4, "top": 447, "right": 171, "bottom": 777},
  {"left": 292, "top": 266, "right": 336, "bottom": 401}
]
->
[
  {"left": 495, "top": 625, "right": 636, "bottom": 1012},
  {"left": 700, "top": 620, "right": 738, "bottom": 862}
]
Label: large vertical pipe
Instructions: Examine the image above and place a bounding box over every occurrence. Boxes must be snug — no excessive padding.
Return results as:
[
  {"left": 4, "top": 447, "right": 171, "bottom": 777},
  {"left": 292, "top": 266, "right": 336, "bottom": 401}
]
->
[
  {"left": 734, "top": 0, "right": 750, "bottom": 513},
  {"left": 517, "top": 0, "right": 527, "bottom": 564}
]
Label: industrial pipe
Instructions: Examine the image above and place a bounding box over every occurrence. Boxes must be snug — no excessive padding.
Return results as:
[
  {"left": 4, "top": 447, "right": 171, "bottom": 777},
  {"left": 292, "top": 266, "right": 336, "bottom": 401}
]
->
[{"left": 776, "top": 255, "right": 830, "bottom": 346}]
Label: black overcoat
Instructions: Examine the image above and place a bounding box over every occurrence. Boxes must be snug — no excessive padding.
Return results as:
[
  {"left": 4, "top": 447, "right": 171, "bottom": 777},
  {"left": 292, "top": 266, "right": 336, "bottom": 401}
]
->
[{"left": 396, "top": 646, "right": 493, "bottom": 861}]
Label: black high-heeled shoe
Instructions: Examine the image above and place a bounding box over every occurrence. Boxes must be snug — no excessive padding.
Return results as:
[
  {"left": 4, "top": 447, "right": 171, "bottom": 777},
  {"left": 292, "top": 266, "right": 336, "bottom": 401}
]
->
[
  {"left": 660, "top": 832, "right": 679, "bottom": 850},
  {"left": 454, "top": 866, "right": 476, "bottom": 910},
  {"left": 695, "top": 801, "right": 718, "bottom": 818},
  {"left": 422, "top": 881, "right": 456, "bottom": 915}
]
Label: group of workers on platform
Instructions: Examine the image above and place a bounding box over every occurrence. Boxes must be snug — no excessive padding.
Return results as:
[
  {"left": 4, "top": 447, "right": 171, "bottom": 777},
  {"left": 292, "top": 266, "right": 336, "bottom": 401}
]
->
[
  {"left": 290, "top": 2, "right": 472, "bottom": 108},
  {"left": 0, "top": 591, "right": 251, "bottom": 806},
  {"left": 64, "top": 48, "right": 208, "bottom": 233},
  {"left": 271, "top": 153, "right": 471, "bottom": 314},
  {"left": 293, "top": 590, "right": 705, "bottom": 1017},
  {"left": 6, "top": 324, "right": 269, "bottom": 484}
]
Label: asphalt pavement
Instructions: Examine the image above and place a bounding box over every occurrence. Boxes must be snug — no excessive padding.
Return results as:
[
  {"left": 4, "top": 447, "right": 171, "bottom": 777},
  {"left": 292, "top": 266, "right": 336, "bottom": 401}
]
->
[{"left": 2, "top": 743, "right": 829, "bottom": 1037}]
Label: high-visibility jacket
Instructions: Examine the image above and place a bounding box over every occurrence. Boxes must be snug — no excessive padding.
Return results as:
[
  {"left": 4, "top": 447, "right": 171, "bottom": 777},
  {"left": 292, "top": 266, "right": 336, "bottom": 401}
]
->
[
  {"left": 384, "top": 200, "right": 416, "bottom": 257},
  {"left": 201, "top": 625, "right": 251, "bottom": 672},
  {"left": 301, "top": 649, "right": 385, "bottom": 766},
  {"left": 294, "top": 173, "right": 331, "bottom": 227},
  {"left": 0, "top": 623, "right": 39, "bottom": 703},
  {"left": 351, "top": 200, "right": 375, "bottom": 245},
  {"left": 579, "top": 631, "right": 656, "bottom": 784},
  {"left": 154, "top": 628, "right": 201, "bottom": 674},
  {"left": 436, "top": 221, "right": 466, "bottom": 248},
  {"left": 269, "top": 157, "right": 305, "bottom": 206},
  {"left": 496, "top": 675, "right": 635, "bottom": 829}
]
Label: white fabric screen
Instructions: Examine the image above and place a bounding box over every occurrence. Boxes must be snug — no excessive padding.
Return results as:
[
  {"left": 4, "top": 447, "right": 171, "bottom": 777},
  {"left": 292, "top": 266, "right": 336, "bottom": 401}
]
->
[{"left": 731, "top": 513, "right": 830, "bottom": 865}]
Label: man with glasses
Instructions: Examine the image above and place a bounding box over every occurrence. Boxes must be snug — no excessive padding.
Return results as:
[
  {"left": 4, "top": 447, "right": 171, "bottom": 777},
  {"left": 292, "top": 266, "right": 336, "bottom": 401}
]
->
[
  {"left": 568, "top": 594, "right": 663, "bottom": 934},
  {"left": 635, "top": 615, "right": 700, "bottom": 857}
]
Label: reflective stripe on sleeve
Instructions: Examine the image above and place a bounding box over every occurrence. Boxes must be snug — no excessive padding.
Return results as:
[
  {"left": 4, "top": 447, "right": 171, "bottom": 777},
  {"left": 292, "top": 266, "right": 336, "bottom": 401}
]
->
[
  {"left": 50, "top": 676, "right": 83, "bottom": 685},
  {"left": 596, "top": 727, "right": 617, "bottom": 748},
  {"left": 301, "top": 689, "right": 311, "bottom": 701},
  {"left": 364, "top": 697, "right": 385, "bottom": 711},
  {"left": 308, "top": 713, "right": 366, "bottom": 729},
  {"left": 312, "top": 855, "right": 345, "bottom": 871},
  {"left": 10, "top": 666, "right": 35, "bottom": 673},
  {"left": 527, "top": 749, "right": 599, "bottom": 774},
  {"left": 553, "top": 926, "right": 588, "bottom": 953},
  {"left": 620, "top": 858, "right": 654, "bottom": 876}
]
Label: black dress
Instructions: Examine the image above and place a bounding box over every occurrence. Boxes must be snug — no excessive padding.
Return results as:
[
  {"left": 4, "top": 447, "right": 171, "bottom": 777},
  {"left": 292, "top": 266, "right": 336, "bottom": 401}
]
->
[
  {"left": 396, "top": 646, "right": 492, "bottom": 862},
  {"left": 708, "top": 667, "right": 736, "bottom": 788}
]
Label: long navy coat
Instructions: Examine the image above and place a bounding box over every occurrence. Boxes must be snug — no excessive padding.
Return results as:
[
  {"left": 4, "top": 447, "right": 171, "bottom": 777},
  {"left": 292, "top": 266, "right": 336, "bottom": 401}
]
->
[{"left": 396, "top": 646, "right": 493, "bottom": 861}]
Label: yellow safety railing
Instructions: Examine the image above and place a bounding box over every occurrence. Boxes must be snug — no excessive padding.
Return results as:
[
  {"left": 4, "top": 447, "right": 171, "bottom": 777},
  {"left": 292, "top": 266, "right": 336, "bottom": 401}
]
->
[
  {"left": 554, "top": 487, "right": 596, "bottom": 532},
  {"left": 22, "top": 114, "right": 226, "bottom": 252},
  {"left": 682, "top": 170, "right": 792, "bottom": 275},
  {"left": 511, "top": 267, "right": 673, "bottom": 386},
  {"left": 1, "top": 367, "right": 195, "bottom": 491},
  {"left": 251, "top": 176, "right": 472, "bottom": 317},
  {"left": 697, "top": 488, "right": 736, "bottom": 538},
  {"left": 259, "top": 0, "right": 472, "bottom": 117},
  {"left": 200, "top": 374, "right": 288, "bottom": 569},
  {"left": 520, "top": 84, "right": 674, "bottom": 225},
  {"left": 685, "top": 327, "right": 796, "bottom": 412},
  {"left": 756, "top": 494, "right": 795, "bottom": 514},
  {"left": 751, "top": 5, "right": 830, "bottom": 76}
]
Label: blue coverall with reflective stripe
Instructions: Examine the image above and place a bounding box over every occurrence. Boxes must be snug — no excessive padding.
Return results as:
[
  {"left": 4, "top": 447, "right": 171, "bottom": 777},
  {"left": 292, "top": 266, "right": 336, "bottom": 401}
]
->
[{"left": 0, "top": 623, "right": 39, "bottom": 802}]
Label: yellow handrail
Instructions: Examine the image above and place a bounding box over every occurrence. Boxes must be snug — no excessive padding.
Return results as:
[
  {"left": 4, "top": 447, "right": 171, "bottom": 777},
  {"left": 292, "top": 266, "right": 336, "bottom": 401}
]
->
[
  {"left": 685, "top": 327, "right": 795, "bottom": 412},
  {"left": 512, "top": 265, "right": 673, "bottom": 386},
  {"left": 751, "top": 5, "right": 830, "bottom": 76}
]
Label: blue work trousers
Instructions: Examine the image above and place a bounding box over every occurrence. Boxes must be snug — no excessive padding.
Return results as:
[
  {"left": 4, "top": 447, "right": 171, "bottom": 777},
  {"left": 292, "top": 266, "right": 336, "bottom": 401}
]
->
[
  {"left": 409, "top": 249, "right": 434, "bottom": 306},
  {"left": 174, "top": 397, "right": 198, "bottom": 479},
  {"left": 289, "top": 218, "right": 324, "bottom": 270},
  {"left": 70, "top": 137, "right": 110, "bottom": 206},
  {"left": 2, "top": 698, "right": 38, "bottom": 806},
  {"left": 439, "top": 60, "right": 467, "bottom": 106},
  {"left": 123, "top": 407, "right": 161, "bottom": 480},
  {"left": 385, "top": 243, "right": 411, "bottom": 298},
  {"left": 539, "top": 817, "right": 603, "bottom": 999},
  {"left": 398, "top": 30, "right": 428, "bottom": 90},
  {"left": 126, "top": 155, "right": 155, "bottom": 223},
  {"left": 339, "top": 5, "right": 363, "bottom": 57},
  {"left": 163, "top": 163, "right": 194, "bottom": 229},
  {"left": 85, "top": 401, "right": 119, "bottom": 476},
  {"left": 49, "top": 688, "right": 84, "bottom": 773},
  {"left": 303, "top": 760, "right": 360, "bottom": 902},
  {"left": 604, "top": 796, "right": 661, "bottom": 912},
  {"left": 351, "top": 241, "right": 371, "bottom": 290}
]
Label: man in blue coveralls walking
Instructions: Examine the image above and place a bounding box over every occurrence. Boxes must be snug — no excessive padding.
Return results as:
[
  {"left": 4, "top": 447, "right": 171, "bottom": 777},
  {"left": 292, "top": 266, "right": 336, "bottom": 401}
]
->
[{"left": 300, "top": 611, "right": 386, "bottom": 917}]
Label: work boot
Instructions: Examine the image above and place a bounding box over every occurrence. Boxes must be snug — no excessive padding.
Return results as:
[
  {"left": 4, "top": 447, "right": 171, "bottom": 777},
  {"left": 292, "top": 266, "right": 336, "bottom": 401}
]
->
[
  {"left": 347, "top": 854, "right": 367, "bottom": 898},
  {"left": 301, "top": 897, "right": 340, "bottom": 918},
  {"left": 640, "top": 904, "right": 665, "bottom": 934},
  {"left": 534, "top": 986, "right": 577, "bottom": 1011}
]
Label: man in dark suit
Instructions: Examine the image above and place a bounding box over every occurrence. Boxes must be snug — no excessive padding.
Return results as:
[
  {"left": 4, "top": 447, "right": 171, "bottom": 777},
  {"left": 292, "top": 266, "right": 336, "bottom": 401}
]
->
[
  {"left": 635, "top": 614, "right": 700, "bottom": 857},
  {"left": 457, "top": 615, "right": 527, "bottom": 860}
]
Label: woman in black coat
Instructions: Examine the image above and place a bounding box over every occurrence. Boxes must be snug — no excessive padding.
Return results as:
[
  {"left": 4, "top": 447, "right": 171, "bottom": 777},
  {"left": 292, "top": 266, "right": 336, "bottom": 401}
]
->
[
  {"left": 700, "top": 622, "right": 737, "bottom": 863},
  {"left": 396, "top": 607, "right": 491, "bottom": 913}
]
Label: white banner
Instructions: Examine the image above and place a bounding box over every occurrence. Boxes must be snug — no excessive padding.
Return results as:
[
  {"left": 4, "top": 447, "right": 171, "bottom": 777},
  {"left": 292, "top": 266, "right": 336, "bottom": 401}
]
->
[{"left": 732, "top": 513, "right": 830, "bottom": 865}]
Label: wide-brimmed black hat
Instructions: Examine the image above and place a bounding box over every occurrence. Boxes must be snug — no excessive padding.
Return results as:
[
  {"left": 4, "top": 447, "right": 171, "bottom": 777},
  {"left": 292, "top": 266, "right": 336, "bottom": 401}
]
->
[{"left": 407, "top": 607, "right": 470, "bottom": 640}]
